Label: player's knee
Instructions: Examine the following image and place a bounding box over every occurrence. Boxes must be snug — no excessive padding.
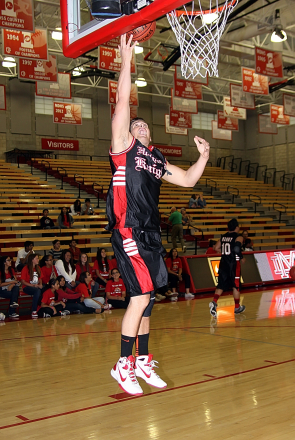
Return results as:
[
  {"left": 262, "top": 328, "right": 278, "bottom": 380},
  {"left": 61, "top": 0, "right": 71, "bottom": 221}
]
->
[
  {"left": 142, "top": 293, "right": 155, "bottom": 318},
  {"left": 130, "top": 294, "right": 150, "bottom": 312}
]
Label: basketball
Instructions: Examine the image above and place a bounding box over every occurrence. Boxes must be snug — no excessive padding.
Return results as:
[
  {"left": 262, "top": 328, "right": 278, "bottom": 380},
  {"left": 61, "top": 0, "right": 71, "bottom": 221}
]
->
[
  {"left": 126, "top": 21, "right": 156, "bottom": 43},
  {"left": 289, "top": 266, "right": 295, "bottom": 280},
  {"left": 0, "top": 312, "right": 5, "bottom": 321}
]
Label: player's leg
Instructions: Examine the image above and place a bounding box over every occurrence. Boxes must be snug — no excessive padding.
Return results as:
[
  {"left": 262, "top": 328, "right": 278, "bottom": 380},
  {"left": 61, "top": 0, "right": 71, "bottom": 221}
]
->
[
  {"left": 209, "top": 288, "right": 223, "bottom": 317},
  {"left": 233, "top": 262, "right": 245, "bottom": 314}
]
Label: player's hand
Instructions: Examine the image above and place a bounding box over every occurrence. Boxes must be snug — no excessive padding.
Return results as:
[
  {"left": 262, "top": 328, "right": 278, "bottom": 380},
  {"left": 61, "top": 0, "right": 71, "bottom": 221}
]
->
[
  {"left": 194, "top": 136, "right": 210, "bottom": 159},
  {"left": 241, "top": 257, "right": 246, "bottom": 264},
  {"left": 119, "top": 34, "right": 137, "bottom": 64}
]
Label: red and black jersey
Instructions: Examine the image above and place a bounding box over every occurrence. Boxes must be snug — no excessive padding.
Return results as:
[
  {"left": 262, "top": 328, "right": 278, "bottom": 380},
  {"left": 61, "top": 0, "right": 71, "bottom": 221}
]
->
[{"left": 106, "top": 138, "right": 167, "bottom": 232}]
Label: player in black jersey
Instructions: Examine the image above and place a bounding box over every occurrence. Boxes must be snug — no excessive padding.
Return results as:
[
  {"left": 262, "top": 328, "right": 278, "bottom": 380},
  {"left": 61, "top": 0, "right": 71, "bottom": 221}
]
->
[
  {"left": 209, "top": 218, "right": 246, "bottom": 318},
  {"left": 109, "top": 34, "right": 210, "bottom": 396}
]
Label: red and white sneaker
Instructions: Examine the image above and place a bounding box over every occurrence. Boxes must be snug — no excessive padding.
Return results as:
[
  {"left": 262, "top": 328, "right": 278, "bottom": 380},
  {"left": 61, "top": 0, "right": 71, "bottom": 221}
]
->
[
  {"left": 111, "top": 355, "right": 143, "bottom": 396},
  {"left": 31, "top": 311, "right": 38, "bottom": 319},
  {"left": 135, "top": 354, "right": 167, "bottom": 389}
]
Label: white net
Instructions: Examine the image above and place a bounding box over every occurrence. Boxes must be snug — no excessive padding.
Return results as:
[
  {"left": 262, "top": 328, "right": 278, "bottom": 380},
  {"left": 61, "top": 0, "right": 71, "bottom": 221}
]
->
[{"left": 167, "top": 1, "right": 238, "bottom": 79}]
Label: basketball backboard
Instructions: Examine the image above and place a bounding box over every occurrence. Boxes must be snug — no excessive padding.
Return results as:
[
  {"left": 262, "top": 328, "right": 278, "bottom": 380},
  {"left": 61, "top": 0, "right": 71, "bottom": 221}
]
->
[{"left": 60, "top": 0, "right": 186, "bottom": 58}]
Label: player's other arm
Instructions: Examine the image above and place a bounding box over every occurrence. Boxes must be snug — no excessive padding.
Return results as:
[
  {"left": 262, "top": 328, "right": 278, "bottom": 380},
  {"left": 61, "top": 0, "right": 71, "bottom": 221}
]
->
[
  {"left": 214, "top": 240, "right": 221, "bottom": 253},
  {"left": 163, "top": 136, "right": 210, "bottom": 187},
  {"left": 234, "top": 236, "right": 244, "bottom": 260},
  {"left": 111, "top": 34, "right": 136, "bottom": 154}
]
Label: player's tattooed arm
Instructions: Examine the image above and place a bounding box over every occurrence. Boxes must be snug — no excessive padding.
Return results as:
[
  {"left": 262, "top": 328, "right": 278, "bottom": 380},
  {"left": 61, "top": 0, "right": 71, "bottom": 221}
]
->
[{"left": 166, "top": 169, "right": 172, "bottom": 176}]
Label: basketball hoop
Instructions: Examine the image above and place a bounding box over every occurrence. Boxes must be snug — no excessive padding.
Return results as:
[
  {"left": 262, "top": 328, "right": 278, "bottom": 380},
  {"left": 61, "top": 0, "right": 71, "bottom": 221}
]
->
[{"left": 167, "top": 1, "right": 238, "bottom": 79}]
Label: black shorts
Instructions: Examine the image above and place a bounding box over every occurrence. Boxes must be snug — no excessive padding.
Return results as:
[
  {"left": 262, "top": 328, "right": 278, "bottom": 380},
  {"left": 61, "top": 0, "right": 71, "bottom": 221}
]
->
[
  {"left": 217, "top": 261, "right": 241, "bottom": 292},
  {"left": 111, "top": 227, "right": 168, "bottom": 297}
]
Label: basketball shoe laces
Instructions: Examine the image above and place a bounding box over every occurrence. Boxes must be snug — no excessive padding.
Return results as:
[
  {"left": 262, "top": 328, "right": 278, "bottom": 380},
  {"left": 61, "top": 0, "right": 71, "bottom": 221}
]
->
[
  {"left": 123, "top": 357, "right": 139, "bottom": 384},
  {"left": 141, "top": 356, "right": 160, "bottom": 377}
]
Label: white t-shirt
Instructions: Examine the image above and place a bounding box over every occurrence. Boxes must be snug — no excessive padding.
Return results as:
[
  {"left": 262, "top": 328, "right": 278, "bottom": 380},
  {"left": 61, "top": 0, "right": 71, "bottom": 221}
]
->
[{"left": 16, "top": 249, "right": 35, "bottom": 266}]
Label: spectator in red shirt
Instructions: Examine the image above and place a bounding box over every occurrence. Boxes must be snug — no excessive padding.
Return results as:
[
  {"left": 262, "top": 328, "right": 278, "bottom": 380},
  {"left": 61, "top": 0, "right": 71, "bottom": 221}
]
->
[
  {"left": 109, "top": 257, "right": 118, "bottom": 272},
  {"left": 165, "top": 248, "right": 194, "bottom": 299},
  {"left": 57, "top": 207, "right": 74, "bottom": 229},
  {"left": 40, "top": 254, "right": 58, "bottom": 285},
  {"left": 56, "top": 275, "right": 93, "bottom": 315},
  {"left": 21, "top": 253, "right": 43, "bottom": 318},
  {"left": 93, "top": 248, "right": 110, "bottom": 287},
  {"left": 68, "top": 239, "right": 81, "bottom": 263},
  {"left": 206, "top": 240, "right": 218, "bottom": 255},
  {"left": 76, "top": 253, "right": 100, "bottom": 296},
  {"left": 38, "top": 278, "right": 70, "bottom": 318},
  {"left": 76, "top": 271, "right": 105, "bottom": 314},
  {"left": 0, "top": 255, "right": 20, "bottom": 318},
  {"left": 105, "top": 269, "right": 129, "bottom": 309}
]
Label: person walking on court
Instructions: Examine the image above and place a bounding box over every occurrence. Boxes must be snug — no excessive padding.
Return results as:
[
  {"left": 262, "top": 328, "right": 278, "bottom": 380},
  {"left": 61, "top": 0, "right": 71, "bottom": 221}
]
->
[
  {"left": 108, "top": 34, "right": 210, "bottom": 396},
  {"left": 209, "top": 218, "right": 245, "bottom": 318},
  {"left": 169, "top": 207, "right": 186, "bottom": 252}
]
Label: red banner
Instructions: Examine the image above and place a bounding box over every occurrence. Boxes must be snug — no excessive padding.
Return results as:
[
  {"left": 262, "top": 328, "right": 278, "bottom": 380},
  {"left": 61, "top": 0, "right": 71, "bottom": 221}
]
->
[
  {"left": 3, "top": 27, "right": 48, "bottom": 60},
  {"left": 230, "top": 83, "right": 255, "bottom": 109},
  {"left": 212, "top": 120, "right": 232, "bottom": 141},
  {"left": 110, "top": 104, "right": 137, "bottom": 119},
  {"left": 41, "top": 138, "right": 79, "bottom": 151},
  {"left": 0, "top": 0, "right": 34, "bottom": 31},
  {"left": 270, "top": 104, "right": 290, "bottom": 125},
  {"left": 283, "top": 94, "right": 295, "bottom": 117},
  {"left": 242, "top": 68, "right": 269, "bottom": 95},
  {"left": 171, "top": 90, "right": 198, "bottom": 113},
  {"left": 174, "top": 78, "right": 202, "bottom": 100},
  {"left": 18, "top": 55, "right": 57, "bottom": 82},
  {"left": 98, "top": 46, "right": 136, "bottom": 73},
  {"left": 165, "top": 115, "right": 187, "bottom": 136},
  {"left": 255, "top": 47, "right": 283, "bottom": 78},
  {"left": 223, "top": 96, "right": 246, "bottom": 120},
  {"left": 53, "top": 102, "right": 82, "bottom": 125},
  {"left": 104, "top": 36, "right": 120, "bottom": 48},
  {"left": 217, "top": 111, "right": 239, "bottom": 131},
  {"left": 108, "top": 80, "right": 138, "bottom": 106},
  {"left": 36, "top": 73, "right": 71, "bottom": 98},
  {"left": 154, "top": 144, "right": 182, "bottom": 157},
  {"left": 169, "top": 108, "right": 192, "bottom": 128},
  {"left": 258, "top": 115, "right": 278, "bottom": 134}
]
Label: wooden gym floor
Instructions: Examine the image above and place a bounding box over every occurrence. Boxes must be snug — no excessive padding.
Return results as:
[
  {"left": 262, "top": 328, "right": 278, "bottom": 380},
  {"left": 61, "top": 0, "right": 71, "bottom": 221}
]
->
[{"left": 1, "top": 287, "right": 295, "bottom": 440}]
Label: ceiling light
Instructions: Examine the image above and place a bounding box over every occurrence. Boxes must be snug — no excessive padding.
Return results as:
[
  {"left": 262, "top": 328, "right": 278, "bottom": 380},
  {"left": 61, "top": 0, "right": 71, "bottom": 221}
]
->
[
  {"left": 2, "top": 57, "right": 16, "bottom": 68},
  {"left": 72, "top": 67, "right": 84, "bottom": 76},
  {"left": 135, "top": 46, "right": 144, "bottom": 54},
  {"left": 271, "top": 28, "right": 287, "bottom": 43},
  {"left": 135, "top": 77, "right": 147, "bottom": 87},
  {"left": 202, "top": 12, "right": 219, "bottom": 25},
  {"left": 52, "top": 28, "right": 63, "bottom": 40}
]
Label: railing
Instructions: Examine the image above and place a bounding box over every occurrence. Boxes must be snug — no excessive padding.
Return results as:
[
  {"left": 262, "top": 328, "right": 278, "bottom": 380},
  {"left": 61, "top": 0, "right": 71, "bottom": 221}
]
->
[
  {"left": 74, "top": 174, "right": 85, "bottom": 198},
  {"left": 219, "top": 155, "right": 234, "bottom": 170},
  {"left": 273, "top": 170, "right": 285, "bottom": 187},
  {"left": 40, "top": 160, "right": 50, "bottom": 181},
  {"left": 53, "top": 153, "right": 109, "bottom": 161},
  {"left": 255, "top": 164, "right": 267, "bottom": 181},
  {"left": 246, "top": 162, "right": 259, "bottom": 178},
  {"left": 238, "top": 160, "right": 250, "bottom": 176},
  {"left": 281, "top": 173, "right": 294, "bottom": 190},
  {"left": 57, "top": 167, "right": 67, "bottom": 190},
  {"left": 248, "top": 194, "right": 261, "bottom": 213},
  {"left": 273, "top": 202, "right": 286, "bottom": 223},
  {"left": 188, "top": 225, "right": 204, "bottom": 255},
  {"left": 205, "top": 178, "right": 217, "bottom": 195},
  {"left": 227, "top": 186, "right": 239, "bottom": 203},
  {"left": 92, "top": 182, "right": 103, "bottom": 208},
  {"left": 231, "top": 157, "right": 242, "bottom": 173},
  {"left": 262, "top": 167, "right": 276, "bottom": 184}
]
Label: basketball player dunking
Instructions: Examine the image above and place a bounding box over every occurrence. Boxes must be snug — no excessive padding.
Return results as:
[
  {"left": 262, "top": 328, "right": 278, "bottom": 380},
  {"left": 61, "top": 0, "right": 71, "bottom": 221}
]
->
[
  {"left": 209, "top": 218, "right": 246, "bottom": 318},
  {"left": 108, "top": 34, "right": 210, "bottom": 396}
]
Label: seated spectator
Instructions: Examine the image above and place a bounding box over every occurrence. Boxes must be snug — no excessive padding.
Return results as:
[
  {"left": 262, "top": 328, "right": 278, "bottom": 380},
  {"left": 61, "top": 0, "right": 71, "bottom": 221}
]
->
[
  {"left": 0, "top": 255, "right": 20, "bottom": 318},
  {"left": 70, "top": 199, "right": 82, "bottom": 216},
  {"left": 56, "top": 275, "right": 93, "bottom": 315},
  {"left": 48, "top": 239, "right": 63, "bottom": 264},
  {"left": 40, "top": 254, "right": 57, "bottom": 285},
  {"left": 197, "top": 193, "right": 207, "bottom": 208},
  {"left": 93, "top": 248, "right": 110, "bottom": 287},
  {"left": 40, "top": 209, "right": 58, "bottom": 230},
  {"left": 15, "top": 240, "right": 34, "bottom": 272},
  {"left": 181, "top": 208, "right": 196, "bottom": 234},
  {"left": 55, "top": 250, "right": 78, "bottom": 289},
  {"left": 241, "top": 230, "right": 254, "bottom": 250},
  {"left": 189, "top": 194, "right": 199, "bottom": 208},
  {"left": 206, "top": 240, "right": 218, "bottom": 255},
  {"left": 165, "top": 248, "right": 194, "bottom": 299},
  {"left": 105, "top": 268, "right": 130, "bottom": 309},
  {"left": 58, "top": 207, "right": 74, "bottom": 229},
  {"left": 21, "top": 254, "right": 43, "bottom": 319},
  {"left": 68, "top": 239, "right": 81, "bottom": 263},
  {"left": 76, "top": 271, "right": 105, "bottom": 314},
  {"left": 76, "top": 253, "right": 100, "bottom": 296},
  {"left": 38, "top": 278, "right": 70, "bottom": 318},
  {"left": 81, "top": 198, "right": 95, "bottom": 215}
]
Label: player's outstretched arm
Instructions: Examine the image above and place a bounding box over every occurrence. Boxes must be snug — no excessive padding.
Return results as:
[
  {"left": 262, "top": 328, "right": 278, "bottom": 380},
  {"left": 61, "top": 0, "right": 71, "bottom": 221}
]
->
[
  {"left": 163, "top": 136, "right": 210, "bottom": 187},
  {"left": 111, "top": 34, "right": 137, "bottom": 154}
]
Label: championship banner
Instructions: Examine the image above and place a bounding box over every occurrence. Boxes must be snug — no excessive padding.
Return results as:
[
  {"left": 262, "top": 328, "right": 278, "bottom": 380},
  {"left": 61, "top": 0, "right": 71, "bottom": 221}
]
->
[
  {"left": 108, "top": 80, "right": 138, "bottom": 106},
  {"left": 270, "top": 105, "right": 290, "bottom": 125},
  {"left": 212, "top": 120, "right": 232, "bottom": 141},
  {"left": 258, "top": 115, "right": 278, "bottom": 134},
  {"left": 165, "top": 114, "right": 187, "bottom": 136},
  {"left": 41, "top": 138, "right": 79, "bottom": 151},
  {"left": 171, "top": 90, "right": 198, "bottom": 113},
  {"left": 98, "top": 46, "right": 136, "bottom": 73},
  {"left": 255, "top": 47, "right": 283, "bottom": 78},
  {"left": 19, "top": 55, "right": 57, "bottom": 82},
  {"left": 223, "top": 96, "right": 246, "bottom": 120},
  {"left": 175, "top": 65, "right": 208, "bottom": 86},
  {"left": 283, "top": 94, "right": 295, "bottom": 117},
  {"left": 169, "top": 108, "right": 192, "bottom": 128},
  {"left": 242, "top": 68, "right": 269, "bottom": 95},
  {"left": 230, "top": 83, "right": 255, "bottom": 109},
  {"left": 2, "top": 27, "right": 48, "bottom": 60},
  {"left": 174, "top": 77, "right": 202, "bottom": 100},
  {"left": 53, "top": 102, "right": 82, "bottom": 125},
  {"left": 0, "top": 0, "right": 34, "bottom": 32},
  {"left": 104, "top": 36, "right": 120, "bottom": 48},
  {"left": 110, "top": 104, "right": 137, "bottom": 119},
  {"left": 0, "top": 85, "right": 6, "bottom": 110},
  {"left": 217, "top": 111, "right": 239, "bottom": 131},
  {"left": 154, "top": 144, "right": 182, "bottom": 157},
  {"left": 36, "top": 73, "right": 71, "bottom": 98}
]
